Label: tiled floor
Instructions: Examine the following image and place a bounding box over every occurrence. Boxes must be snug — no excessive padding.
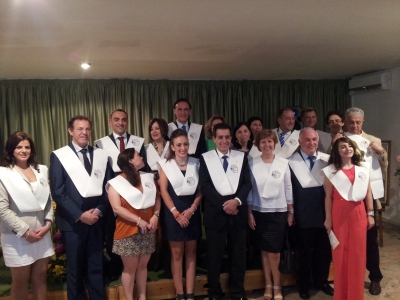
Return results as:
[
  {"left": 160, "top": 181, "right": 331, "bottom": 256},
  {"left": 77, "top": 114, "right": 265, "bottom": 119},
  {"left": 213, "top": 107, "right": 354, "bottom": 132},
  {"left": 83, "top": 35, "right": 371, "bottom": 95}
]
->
[{"left": 199, "top": 222, "right": 400, "bottom": 300}]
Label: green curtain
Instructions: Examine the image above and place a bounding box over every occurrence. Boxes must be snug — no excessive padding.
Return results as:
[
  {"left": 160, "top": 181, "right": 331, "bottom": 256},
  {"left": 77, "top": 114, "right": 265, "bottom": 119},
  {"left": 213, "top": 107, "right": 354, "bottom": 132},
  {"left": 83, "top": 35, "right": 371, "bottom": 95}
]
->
[{"left": 0, "top": 79, "right": 349, "bottom": 166}]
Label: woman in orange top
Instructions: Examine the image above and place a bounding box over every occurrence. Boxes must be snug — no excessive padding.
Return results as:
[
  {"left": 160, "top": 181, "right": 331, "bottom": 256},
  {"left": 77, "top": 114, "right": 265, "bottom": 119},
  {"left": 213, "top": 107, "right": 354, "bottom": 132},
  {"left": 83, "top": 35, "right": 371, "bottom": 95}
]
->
[{"left": 107, "top": 148, "right": 161, "bottom": 300}]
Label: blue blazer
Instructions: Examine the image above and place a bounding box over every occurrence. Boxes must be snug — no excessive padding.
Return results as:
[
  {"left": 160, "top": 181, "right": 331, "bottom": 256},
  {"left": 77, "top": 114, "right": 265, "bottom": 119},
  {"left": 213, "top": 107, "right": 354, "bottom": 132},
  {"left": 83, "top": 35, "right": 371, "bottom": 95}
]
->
[{"left": 50, "top": 144, "right": 112, "bottom": 231}]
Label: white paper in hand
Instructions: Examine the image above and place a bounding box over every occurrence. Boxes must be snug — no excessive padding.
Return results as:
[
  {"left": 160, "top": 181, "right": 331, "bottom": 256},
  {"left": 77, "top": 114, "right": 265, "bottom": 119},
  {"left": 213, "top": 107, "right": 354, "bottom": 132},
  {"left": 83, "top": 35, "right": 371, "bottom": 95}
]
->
[{"left": 329, "top": 231, "right": 340, "bottom": 250}]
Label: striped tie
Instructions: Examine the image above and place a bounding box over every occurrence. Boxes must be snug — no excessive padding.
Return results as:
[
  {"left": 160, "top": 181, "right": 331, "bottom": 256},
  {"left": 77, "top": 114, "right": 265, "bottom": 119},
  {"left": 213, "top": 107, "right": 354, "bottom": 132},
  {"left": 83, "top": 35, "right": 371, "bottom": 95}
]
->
[{"left": 279, "top": 132, "right": 285, "bottom": 147}]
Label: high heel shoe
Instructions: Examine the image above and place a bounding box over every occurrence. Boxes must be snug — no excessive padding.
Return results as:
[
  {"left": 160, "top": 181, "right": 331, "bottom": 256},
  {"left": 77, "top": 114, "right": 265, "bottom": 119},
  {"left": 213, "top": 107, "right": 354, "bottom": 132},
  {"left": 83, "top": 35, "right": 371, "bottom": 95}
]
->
[
  {"left": 273, "top": 285, "right": 283, "bottom": 300},
  {"left": 264, "top": 284, "right": 273, "bottom": 300}
]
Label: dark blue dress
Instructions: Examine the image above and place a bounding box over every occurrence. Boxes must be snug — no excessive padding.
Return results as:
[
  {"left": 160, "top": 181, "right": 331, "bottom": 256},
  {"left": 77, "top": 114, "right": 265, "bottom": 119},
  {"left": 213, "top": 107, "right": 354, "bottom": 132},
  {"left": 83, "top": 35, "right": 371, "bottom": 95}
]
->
[{"left": 161, "top": 171, "right": 202, "bottom": 241}]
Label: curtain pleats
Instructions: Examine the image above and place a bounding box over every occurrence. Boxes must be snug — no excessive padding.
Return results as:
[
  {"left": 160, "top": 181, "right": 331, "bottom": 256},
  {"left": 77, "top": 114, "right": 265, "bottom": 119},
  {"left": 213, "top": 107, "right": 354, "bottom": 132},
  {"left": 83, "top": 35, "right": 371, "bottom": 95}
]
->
[{"left": 0, "top": 79, "right": 349, "bottom": 166}]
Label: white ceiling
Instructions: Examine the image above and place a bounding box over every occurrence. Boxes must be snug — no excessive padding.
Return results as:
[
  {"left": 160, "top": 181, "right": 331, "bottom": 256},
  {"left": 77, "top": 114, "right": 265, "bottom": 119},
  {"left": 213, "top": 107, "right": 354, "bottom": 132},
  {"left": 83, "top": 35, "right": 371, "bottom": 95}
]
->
[{"left": 1, "top": 0, "right": 400, "bottom": 80}]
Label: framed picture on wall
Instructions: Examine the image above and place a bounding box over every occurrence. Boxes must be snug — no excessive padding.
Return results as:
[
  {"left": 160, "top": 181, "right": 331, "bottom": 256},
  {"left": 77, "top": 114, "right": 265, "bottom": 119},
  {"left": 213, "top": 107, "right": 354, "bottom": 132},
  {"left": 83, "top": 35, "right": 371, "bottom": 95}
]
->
[{"left": 381, "top": 140, "right": 391, "bottom": 207}]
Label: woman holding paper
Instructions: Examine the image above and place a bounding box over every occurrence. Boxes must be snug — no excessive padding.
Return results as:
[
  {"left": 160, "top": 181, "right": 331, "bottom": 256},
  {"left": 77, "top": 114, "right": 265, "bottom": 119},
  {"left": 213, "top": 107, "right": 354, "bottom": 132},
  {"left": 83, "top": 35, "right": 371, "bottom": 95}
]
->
[
  {"left": 158, "top": 129, "right": 202, "bottom": 300},
  {"left": 0, "top": 131, "right": 54, "bottom": 300},
  {"left": 323, "top": 136, "right": 375, "bottom": 300},
  {"left": 247, "top": 129, "right": 294, "bottom": 300},
  {"left": 107, "top": 148, "right": 161, "bottom": 300}
]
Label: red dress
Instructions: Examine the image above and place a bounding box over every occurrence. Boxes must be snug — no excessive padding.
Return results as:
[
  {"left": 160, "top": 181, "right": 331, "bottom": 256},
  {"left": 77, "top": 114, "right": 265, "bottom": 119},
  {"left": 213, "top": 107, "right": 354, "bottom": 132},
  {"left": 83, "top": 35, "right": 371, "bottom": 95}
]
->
[{"left": 332, "top": 166, "right": 367, "bottom": 300}]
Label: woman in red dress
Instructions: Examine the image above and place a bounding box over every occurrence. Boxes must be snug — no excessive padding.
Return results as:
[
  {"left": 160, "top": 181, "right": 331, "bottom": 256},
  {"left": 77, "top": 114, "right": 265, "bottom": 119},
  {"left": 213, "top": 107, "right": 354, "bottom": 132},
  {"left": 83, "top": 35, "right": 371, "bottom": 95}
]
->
[{"left": 323, "top": 136, "right": 375, "bottom": 300}]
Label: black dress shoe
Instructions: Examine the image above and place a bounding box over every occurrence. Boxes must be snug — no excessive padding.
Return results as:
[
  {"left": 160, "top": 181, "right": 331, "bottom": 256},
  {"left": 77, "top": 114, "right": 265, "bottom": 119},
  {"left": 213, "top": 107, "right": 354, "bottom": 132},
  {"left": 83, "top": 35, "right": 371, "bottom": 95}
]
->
[
  {"left": 369, "top": 281, "right": 381, "bottom": 295},
  {"left": 299, "top": 291, "right": 310, "bottom": 299},
  {"left": 316, "top": 283, "right": 334, "bottom": 296}
]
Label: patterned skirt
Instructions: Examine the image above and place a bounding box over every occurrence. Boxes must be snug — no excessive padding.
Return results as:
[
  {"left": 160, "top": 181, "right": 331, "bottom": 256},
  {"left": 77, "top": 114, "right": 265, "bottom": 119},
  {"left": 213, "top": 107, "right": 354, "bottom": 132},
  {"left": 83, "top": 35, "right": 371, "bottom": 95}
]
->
[{"left": 112, "top": 232, "right": 156, "bottom": 256}]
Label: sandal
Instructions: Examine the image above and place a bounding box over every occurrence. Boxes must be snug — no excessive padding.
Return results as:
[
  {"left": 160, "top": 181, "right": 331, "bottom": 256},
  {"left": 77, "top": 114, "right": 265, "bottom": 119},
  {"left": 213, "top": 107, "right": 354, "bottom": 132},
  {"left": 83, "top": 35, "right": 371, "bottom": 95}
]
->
[
  {"left": 176, "top": 294, "right": 185, "bottom": 300},
  {"left": 185, "top": 293, "right": 195, "bottom": 300},
  {"left": 264, "top": 284, "right": 273, "bottom": 300},
  {"left": 273, "top": 285, "right": 283, "bottom": 300}
]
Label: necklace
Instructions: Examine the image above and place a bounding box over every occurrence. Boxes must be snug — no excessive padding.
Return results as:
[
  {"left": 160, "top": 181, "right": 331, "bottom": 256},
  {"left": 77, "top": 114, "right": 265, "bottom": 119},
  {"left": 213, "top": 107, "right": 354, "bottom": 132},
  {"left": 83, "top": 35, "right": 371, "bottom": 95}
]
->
[{"left": 174, "top": 158, "right": 188, "bottom": 167}]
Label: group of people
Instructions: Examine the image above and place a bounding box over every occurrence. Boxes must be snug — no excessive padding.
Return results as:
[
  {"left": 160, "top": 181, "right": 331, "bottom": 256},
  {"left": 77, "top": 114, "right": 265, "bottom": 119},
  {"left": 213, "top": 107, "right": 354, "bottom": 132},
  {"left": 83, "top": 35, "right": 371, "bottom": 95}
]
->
[{"left": 0, "top": 97, "right": 386, "bottom": 300}]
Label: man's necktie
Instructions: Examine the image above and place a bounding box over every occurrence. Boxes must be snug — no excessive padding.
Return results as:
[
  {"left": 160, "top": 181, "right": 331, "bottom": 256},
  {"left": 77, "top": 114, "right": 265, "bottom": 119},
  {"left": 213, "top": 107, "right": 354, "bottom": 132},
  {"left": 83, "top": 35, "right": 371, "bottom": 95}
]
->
[
  {"left": 80, "top": 149, "right": 92, "bottom": 174},
  {"left": 222, "top": 155, "right": 228, "bottom": 173},
  {"left": 118, "top": 136, "right": 125, "bottom": 152},
  {"left": 181, "top": 125, "right": 187, "bottom": 133},
  {"left": 279, "top": 132, "right": 285, "bottom": 147},
  {"left": 308, "top": 156, "right": 316, "bottom": 170}
]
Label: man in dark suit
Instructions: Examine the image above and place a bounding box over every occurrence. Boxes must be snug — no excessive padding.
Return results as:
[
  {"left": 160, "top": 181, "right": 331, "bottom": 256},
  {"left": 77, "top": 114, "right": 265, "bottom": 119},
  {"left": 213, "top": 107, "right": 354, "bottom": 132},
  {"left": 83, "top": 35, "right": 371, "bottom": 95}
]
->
[
  {"left": 167, "top": 98, "right": 207, "bottom": 158},
  {"left": 199, "top": 123, "right": 252, "bottom": 300},
  {"left": 288, "top": 127, "right": 333, "bottom": 299},
  {"left": 94, "top": 108, "right": 148, "bottom": 280},
  {"left": 50, "top": 115, "right": 112, "bottom": 300}
]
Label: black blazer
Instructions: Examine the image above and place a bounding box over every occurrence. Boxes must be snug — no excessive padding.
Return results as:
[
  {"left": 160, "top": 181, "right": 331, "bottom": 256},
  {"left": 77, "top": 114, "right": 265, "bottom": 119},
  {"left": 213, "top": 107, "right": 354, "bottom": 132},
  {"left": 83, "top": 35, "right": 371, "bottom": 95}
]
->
[
  {"left": 199, "top": 152, "right": 252, "bottom": 230},
  {"left": 50, "top": 144, "right": 112, "bottom": 231},
  {"left": 289, "top": 150, "right": 326, "bottom": 229},
  {"left": 173, "top": 121, "right": 207, "bottom": 159},
  {"left": 103, "top": 133, "right": 149, "bottom": 174}
]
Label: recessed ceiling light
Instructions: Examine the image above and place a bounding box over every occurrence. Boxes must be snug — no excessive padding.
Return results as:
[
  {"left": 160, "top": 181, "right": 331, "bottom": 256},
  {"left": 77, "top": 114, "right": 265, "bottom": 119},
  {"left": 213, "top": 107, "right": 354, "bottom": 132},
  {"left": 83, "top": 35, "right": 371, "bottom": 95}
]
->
[{"left": 81, "top": 63, "right": 91, "bottom": 70}]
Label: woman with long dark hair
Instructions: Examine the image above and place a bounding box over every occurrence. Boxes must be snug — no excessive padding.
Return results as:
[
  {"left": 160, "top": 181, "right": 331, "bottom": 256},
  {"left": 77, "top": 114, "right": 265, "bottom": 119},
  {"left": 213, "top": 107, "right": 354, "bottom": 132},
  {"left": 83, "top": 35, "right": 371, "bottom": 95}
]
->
[
  {"left": 0, "top": 131, "right": 54, "bottom": 300},
  {"left": 323, "top": 136, "right": 375, "bottom": 300},
  {"left": 232, "top": 122, "right": 253, "bottom": 154},
  {"left": 158, "top": 129, "right": 202, "bottom": 300},
  {"left": 107, "top": 148, "right": 161, "bottom": 300}
]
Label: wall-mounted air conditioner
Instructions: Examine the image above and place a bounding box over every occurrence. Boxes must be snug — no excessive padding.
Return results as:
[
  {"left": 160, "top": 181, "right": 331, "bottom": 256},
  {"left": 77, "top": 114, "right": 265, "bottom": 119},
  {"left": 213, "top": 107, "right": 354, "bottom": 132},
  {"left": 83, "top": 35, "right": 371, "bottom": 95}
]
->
[{"left": 349, "top": 72, "right": 392, "bottom": 95}]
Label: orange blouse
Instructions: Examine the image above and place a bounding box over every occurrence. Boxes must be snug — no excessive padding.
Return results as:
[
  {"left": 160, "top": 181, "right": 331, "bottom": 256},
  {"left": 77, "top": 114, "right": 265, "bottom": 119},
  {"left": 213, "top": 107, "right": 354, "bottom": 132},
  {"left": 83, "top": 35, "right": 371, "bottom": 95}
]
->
[{"left": 113, "top": 174, "right": 159, "bottom": 240}]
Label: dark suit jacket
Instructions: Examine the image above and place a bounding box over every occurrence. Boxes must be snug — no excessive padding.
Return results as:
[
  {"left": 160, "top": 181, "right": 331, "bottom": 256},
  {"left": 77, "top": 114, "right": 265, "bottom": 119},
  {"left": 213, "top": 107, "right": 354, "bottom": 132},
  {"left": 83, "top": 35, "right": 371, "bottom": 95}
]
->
[
  {"left": 173, "top": 121, "right": 207, "bottom": 159},
  {"left": 199, "top": 151, "right": 252, "bottom": 230},
  {"left": 50, "top": 144, "right": 112, "bottom": 231},
  {"left": 289, "top": 150, "right": 325, "bottom": 229},
  {"left": 100, "top": 133, "right": 149, "bottom": 174}
]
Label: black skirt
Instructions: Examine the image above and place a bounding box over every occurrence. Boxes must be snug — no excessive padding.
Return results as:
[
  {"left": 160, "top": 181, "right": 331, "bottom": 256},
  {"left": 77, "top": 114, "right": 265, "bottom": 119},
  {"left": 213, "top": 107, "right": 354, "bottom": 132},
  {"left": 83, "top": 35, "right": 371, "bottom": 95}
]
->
[{"left": 251, "top": 210, "right": 287, "bottom": 253}]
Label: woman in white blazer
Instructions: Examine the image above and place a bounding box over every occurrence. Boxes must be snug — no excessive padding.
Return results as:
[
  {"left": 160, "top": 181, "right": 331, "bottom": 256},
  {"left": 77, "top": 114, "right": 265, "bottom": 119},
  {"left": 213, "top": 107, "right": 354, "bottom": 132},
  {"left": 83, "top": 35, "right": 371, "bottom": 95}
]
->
[{"left": 0, "top": 132, "right": 54, "bottom": 300}]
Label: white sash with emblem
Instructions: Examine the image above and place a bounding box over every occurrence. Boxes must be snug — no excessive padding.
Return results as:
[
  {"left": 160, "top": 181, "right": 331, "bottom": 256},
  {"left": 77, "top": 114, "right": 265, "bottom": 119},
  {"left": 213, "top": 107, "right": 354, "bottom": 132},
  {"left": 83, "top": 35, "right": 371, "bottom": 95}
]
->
[
  {"left": 323, "top": 164, "right": 369, "bottom": 201},
  {"left": 202, "top": 150, "right": 244, "bottom": 196},
  {"left": 157, "top": 157, "right": 199, "bottom": 196},
  {"left": 53, "top": 146, "right": 107, "bottom": 197},
  {"left": 248, "top": 144, "right": 262, "bottom": 158},
  {"left": 249, "top": 156, "right": 288, "bottom": 199},
  {"left": 345, "top": 133, "right": 384, "bottom": 199},
  {"left": 106, "top": 173, "right": 156, "bottom": 209},
  {"left": 0, "top": 165, "right": 49, "bottom": 213},
  {"left": 145, "top": 142, "right": 170, "bottom": 171},
  {"left": 273, "top": 130, "right": 300, "bottom": 158},
  {"left": 289, "top": 151, "right": 329, "bottom": 188},
  {"left": 94, "top": 135, "right": 144, "bottom": 172},
  {"left": 168, "top": 122, "right": 202, "bottom": 155}
]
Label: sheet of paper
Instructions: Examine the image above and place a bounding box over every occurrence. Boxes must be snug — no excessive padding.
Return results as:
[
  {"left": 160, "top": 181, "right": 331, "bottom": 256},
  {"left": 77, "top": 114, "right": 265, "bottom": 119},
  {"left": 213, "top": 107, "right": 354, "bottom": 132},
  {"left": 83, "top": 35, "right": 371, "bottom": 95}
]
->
[{"left": 329, "top": 230, "right": 340, "bottom": 250}]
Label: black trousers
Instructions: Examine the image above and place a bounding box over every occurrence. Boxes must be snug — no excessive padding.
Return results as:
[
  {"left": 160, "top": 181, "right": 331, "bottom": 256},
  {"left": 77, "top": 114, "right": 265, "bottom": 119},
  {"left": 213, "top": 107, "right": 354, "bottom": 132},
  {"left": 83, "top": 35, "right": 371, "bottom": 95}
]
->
[
  {"left": 366, "top": 220, "right": 383, "bottom": 282},
  {"left": 62, "top": 223, "right": 104, "bottom": 300},
  {"left": 205, "top": 219, "right": 247, "bottom": 299},
  {"left": 296, "top": 227, "right": 332, "bottom": 291}
]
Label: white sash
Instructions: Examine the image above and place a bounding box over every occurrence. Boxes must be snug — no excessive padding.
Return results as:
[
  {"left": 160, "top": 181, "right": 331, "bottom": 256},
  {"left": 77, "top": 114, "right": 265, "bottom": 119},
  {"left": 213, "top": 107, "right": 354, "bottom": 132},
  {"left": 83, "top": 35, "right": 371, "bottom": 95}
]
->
[
  {"left": 157, "top": 157, "right": 199, "bottom": 196},
  {"left": 0, "top": 165, "right": 49, "bottom": 213},
  {"left": 345, "top": 133, "right": 384, "bottom": 199},
  {"left": 248, "top": 144, "right": 262, "bottom": 158},
  {"left": 323, "top": 164, "right": 369, "bottom": 201},
  {"left": 145, "top": 142, "right": 170, "bottom": 171},
  {"left": 53, "top": 146, "right": 107, "bottom": 197},
  {"left": 288, "top": 151, "right": 329, "bottom": 188},
  {"left": 249, "top": 156, "right": 288, "bottom": 199},
  {"left": 94, "top": 135, "right": 144, "bottom": 172},
  {"left": 167, "top": 122, "right": 203, "bottom": 155},
  {"left": 106, "top": 173, "right": 156, "bottom": 209},
  {"left": 273, "top": 130, "right": 300, "bottom": 158},
  {"left": 202, "top": 150, "right": 244, "bottom": 196}
]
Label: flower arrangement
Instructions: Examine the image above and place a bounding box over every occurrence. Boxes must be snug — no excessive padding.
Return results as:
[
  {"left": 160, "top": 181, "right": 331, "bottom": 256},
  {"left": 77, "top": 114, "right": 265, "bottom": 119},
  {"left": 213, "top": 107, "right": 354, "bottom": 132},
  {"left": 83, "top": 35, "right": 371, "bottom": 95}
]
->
[
  {"left": 47, "top": 202, "right": 67, "bottom": 283},
  {"left": 395, "top": 155, "right": 400, "bottom": 180}
]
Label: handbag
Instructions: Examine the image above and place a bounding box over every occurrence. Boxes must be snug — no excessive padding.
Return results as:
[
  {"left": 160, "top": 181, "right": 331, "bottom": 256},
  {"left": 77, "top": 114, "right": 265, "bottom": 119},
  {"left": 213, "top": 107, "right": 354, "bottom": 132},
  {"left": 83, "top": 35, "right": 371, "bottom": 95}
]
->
[{"left": 279, "top": 225, "right": 299, "bottom": 274}]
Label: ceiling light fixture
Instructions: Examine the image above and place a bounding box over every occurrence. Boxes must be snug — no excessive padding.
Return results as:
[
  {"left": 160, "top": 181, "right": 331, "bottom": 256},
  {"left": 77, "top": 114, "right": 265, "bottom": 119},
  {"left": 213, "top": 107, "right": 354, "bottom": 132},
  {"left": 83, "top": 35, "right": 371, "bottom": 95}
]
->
[{"left": 81, "top": 62, "right": 91, "bottom": 70}]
